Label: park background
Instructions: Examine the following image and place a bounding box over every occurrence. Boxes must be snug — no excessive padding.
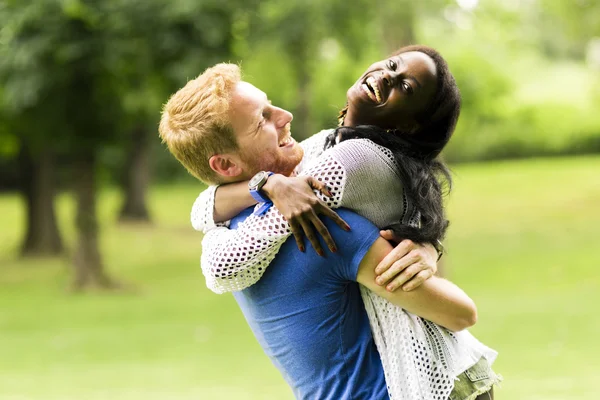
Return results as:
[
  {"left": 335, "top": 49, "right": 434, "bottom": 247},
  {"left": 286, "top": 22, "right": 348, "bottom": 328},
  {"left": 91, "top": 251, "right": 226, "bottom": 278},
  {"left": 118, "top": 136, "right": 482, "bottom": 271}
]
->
[{"left": 1, "top": 0, "right": 599, "bottom": 399}]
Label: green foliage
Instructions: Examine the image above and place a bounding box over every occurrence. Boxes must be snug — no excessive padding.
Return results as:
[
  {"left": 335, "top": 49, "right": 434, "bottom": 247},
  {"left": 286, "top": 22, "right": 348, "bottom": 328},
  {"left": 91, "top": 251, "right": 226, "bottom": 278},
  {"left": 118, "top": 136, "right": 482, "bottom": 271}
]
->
[
  {"left": 1, "top": 157, "right": 599, "bottom": 399},
  {"left": 418, "top": 3, "right": 600, "bottom": 162},
  {"left": 0, "top": 0, "right": 599, "bottom": 182}
]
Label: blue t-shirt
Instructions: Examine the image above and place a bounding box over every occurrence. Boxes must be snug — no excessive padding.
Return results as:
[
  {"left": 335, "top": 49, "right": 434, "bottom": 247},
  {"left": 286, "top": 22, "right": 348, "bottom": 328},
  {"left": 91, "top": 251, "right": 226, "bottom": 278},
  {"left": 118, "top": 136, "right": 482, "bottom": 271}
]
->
[{"left": 231, "top": 208, "right": 389, "bottom": 400}]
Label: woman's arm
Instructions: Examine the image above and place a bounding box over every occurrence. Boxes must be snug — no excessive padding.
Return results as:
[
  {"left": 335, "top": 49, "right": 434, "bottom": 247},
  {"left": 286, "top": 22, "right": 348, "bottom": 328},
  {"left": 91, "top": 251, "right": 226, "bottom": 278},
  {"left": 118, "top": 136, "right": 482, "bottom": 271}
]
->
[
  {"left": 357, "top": 237, "right": 477, "bottom": 332},
  {"left": 211, "top": 175, "right": 349, "bottom": 254}
]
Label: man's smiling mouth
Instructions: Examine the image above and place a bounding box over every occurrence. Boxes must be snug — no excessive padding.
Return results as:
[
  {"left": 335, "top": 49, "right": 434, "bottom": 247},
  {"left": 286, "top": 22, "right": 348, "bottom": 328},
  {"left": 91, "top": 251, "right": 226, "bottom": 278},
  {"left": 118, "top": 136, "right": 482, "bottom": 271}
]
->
[
  {"left": 361, "top": 76, "right": 382, "bottom": 104},
  {"left": 279, "top": 135, "right": 293, "bottom": 147}
]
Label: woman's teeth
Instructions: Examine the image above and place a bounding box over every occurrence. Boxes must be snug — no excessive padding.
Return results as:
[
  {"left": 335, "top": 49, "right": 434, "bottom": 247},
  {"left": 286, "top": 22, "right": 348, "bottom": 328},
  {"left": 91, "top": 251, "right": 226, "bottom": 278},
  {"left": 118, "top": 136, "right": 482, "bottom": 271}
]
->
[{"left": 362, "top": 77, "right": 382, "bottom": 103}]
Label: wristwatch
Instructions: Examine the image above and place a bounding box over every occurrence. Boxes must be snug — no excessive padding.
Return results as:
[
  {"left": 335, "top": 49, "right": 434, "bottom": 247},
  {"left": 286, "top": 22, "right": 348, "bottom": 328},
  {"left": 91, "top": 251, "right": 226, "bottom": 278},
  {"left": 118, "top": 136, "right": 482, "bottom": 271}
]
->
[{"left": 248, "top": 171, "right": 274, "bottom": 204}]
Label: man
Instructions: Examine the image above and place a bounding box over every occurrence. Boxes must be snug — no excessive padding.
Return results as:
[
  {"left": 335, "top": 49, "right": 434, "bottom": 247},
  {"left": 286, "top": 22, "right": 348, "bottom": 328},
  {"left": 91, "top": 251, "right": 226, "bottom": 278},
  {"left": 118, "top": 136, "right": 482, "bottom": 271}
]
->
[{"left": 159, "top": 64, "right": 477, "bottom": 399}]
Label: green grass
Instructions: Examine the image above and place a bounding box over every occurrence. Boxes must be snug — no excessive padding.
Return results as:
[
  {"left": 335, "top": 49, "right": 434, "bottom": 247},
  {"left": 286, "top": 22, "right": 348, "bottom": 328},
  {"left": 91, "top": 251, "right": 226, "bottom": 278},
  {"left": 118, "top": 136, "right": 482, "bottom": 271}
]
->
[{"left": 1, "top": 156, "right": 600, "bottom": 399}]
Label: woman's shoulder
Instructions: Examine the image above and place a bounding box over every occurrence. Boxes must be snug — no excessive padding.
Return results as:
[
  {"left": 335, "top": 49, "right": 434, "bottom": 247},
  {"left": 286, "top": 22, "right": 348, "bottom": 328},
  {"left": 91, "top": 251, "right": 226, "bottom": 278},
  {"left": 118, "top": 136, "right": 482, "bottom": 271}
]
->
[{"left": 327, "top": 138, "right": 397, "bottom": 169}]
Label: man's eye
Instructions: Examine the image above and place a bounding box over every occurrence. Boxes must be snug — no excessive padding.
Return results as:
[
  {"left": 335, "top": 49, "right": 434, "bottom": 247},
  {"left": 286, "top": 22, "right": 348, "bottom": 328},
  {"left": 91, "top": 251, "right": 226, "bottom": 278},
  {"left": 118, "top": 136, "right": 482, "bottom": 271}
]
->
[
  {"left": 402, "top": 81, "right": 413, "bottom": 94},
  {"left": 388, "top": 60, "right": 397, "bottom": 70}
]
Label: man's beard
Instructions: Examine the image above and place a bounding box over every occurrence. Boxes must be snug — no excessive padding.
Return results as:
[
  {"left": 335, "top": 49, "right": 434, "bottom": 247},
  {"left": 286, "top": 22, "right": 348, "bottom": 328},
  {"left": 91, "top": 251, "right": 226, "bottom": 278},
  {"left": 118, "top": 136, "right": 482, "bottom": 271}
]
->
[{"left": 241, "top": 145, "right": 304, "bottom": 178}]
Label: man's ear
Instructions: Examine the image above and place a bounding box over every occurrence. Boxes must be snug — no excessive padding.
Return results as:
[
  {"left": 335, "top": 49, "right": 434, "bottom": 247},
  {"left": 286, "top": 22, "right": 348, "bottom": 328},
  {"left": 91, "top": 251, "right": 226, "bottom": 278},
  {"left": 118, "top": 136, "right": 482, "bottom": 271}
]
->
[{"left": 209, "top": 154, "right": 244, "bottom": 179}]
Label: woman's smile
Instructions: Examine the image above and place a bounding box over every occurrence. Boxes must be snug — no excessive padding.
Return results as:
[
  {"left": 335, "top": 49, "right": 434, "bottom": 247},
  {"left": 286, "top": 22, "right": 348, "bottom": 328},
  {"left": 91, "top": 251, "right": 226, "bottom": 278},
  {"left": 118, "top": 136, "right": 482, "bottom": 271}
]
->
[{"left": 361, "top": 75, "right": 385, "bottom": 104}]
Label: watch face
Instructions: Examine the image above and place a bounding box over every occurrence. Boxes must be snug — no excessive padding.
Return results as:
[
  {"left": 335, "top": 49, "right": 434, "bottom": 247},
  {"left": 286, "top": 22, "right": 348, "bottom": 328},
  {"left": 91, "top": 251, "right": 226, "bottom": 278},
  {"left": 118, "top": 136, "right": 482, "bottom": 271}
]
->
[{"left": 249, "top": 171, "right": 266, "bottom": 189}]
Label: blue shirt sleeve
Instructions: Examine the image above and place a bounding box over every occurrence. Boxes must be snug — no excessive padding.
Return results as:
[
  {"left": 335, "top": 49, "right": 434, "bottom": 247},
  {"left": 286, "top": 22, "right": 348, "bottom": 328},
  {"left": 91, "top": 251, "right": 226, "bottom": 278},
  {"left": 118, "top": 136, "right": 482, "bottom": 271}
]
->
[{"left": 324, "top": 209, "right": 381, "bottom": 282}]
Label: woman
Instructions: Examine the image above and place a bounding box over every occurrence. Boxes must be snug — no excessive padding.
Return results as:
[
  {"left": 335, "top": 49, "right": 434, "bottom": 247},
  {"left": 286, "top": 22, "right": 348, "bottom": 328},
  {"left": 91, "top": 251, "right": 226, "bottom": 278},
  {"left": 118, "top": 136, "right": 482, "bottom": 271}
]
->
[{"left": 193, "top": 45, "right": 500, "bottom": 400}]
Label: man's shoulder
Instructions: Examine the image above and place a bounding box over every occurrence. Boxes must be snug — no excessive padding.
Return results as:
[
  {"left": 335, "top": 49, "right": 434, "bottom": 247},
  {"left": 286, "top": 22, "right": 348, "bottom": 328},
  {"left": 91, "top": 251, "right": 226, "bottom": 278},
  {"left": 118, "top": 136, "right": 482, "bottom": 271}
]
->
[
  {"left": 278, "top": 209, "right": 380, "bottom": 283},
  {"left": 332, "top": 209, "right": 377, "bottom": 230}
]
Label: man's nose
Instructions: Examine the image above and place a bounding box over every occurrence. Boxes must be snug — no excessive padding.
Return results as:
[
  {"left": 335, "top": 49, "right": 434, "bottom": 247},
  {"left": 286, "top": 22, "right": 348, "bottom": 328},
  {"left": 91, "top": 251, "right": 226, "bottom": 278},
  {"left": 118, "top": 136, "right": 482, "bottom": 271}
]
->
[{"left": 274, "top": 107, "right": 293, "bottom": 129}]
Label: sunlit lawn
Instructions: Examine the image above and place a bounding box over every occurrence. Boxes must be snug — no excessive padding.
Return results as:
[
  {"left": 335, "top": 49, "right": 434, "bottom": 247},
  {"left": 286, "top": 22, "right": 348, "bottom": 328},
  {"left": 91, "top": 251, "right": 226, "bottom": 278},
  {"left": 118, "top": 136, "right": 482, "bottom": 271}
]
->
[{"left": 1, "top": 156, "right": 599, "bottom": 400}]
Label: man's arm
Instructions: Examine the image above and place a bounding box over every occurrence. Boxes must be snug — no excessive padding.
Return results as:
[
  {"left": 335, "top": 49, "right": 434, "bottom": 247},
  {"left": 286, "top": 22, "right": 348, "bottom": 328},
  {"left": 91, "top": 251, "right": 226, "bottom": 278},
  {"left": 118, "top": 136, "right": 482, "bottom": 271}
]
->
[
  {"left": 212, "top": 181, "right": 257, "bottom": 222},
  {"left": 357, "top": 237, "right": 477, "bottom": 332}
]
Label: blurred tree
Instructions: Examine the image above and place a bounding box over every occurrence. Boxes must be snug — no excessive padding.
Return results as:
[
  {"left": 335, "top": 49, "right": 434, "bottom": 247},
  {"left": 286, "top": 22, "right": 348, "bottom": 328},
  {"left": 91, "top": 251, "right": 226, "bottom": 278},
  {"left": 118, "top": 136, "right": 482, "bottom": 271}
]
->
[
  {"left": 107, "top": 0, "right": 241, "bottom": 222},
  {"left": 0, "top": 0, "right": 240, "bottom": 289},
  {"left": 0, "top": 7, "right": 66, "bottom": 257},
  {"left": 537, "top": 0, "right": 600, "bottom": 59},
  {"left": 17, "top": 142, "right": 64, "bottom": 256}
]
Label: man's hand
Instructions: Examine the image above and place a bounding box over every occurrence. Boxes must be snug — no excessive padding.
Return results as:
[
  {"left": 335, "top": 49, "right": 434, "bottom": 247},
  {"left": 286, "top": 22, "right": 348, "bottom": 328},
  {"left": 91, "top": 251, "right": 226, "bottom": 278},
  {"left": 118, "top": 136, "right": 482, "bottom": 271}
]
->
[
  {"left": 373, "top": 230, "right": 438, "bottom": 292},
  {"left": 263, "top": 174, "right": 350, "bottom": 256}
]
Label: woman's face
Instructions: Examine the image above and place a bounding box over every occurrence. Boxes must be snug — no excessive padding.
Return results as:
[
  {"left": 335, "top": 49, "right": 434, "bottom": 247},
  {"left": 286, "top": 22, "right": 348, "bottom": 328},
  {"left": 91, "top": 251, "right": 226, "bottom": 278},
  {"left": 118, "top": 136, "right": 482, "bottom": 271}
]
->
[{"left": 344, "top": 51, "right": 438, "bottom": 130}]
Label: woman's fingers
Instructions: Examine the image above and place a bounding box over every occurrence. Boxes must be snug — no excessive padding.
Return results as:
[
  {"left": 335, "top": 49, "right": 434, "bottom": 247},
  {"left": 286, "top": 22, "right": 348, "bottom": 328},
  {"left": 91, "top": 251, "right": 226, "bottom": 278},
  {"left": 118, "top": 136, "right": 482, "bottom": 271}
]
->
[
  {"left": 305, "top": 176, "right": 332, "bottom": 197},
  {"left": 289, "top": 220, "right": 305, "bottom": 252},
  {"left": 299, "top": 217, "right": 325, "bottom": 257},
  {"left": 307, "top": 211, "right": 337, "bottom": 253},
  {"left": 318, "top": 204, "right": 351, "bottom": 232}
]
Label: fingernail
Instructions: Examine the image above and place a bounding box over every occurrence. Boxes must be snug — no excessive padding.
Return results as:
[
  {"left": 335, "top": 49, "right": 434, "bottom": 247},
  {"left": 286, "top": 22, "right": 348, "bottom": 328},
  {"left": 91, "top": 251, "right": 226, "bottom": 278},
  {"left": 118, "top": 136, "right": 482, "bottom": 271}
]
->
[
  {"left": 300, "top": 246, "right": 305, "bottom": 252},
  {"left": 376, "top": 277, "right": 383, "bottom": 285},
  {"left": 344, "top": 224, "right": 351, "bottom": 231},
  {"left": 387, "top": 285, "right": 395, "bottom": 291},
  {"left": 326, "top": 190, "right": 333, "bottom": 197},
  {"left": 331, "top": 246, "right": 337, "bottom": 253},
  {"left": 317, "top": 249, "right": 325, "bottom": 257}
]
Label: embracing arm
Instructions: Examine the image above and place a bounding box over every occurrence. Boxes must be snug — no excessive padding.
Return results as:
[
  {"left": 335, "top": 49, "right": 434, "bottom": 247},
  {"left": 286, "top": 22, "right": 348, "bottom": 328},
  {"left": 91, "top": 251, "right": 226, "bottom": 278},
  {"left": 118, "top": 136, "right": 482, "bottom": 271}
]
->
[
  {"left": 357, "top": 237, "right": 477, "bottom": 332},
  {"left": 213, "top": 181, "right": 257, "bottom": 223}
]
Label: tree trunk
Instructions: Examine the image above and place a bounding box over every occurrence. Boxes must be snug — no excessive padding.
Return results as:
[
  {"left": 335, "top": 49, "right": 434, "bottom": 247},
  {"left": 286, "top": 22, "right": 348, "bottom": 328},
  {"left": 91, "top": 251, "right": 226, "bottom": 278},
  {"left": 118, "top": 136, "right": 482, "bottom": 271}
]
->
[
  {"left": 71, "top": 151, "right": 120, "bottom": 291},
  {"left": 18, "top": 145, "right": 64, "bottom": 257},
  {"left": 118, "top": 126, "right": 151, "bottom": 223}
]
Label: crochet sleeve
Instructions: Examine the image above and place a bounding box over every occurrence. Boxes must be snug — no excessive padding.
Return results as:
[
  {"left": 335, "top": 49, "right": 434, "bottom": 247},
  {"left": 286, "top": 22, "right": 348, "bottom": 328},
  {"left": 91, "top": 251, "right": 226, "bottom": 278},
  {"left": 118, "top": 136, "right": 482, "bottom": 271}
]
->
[
  {"left": 200, "top": 139, "right": 404, "bottom": 294},
  {"left": 190, "top": 185, "right": 229, "bottom": 234},
  {"left": 300, "top": 139, "right": 405, "bottom": 228}
]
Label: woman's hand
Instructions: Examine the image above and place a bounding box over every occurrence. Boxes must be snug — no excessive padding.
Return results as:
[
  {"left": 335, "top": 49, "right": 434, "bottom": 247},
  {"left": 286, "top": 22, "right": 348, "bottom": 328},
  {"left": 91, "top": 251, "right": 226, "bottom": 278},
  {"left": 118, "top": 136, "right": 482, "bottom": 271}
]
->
[
  {"left": 373, "top": 230, "right": 438, "bottom": 292},
  {"left": 263, "top": 174, "right": 350, "bottom": 256}
]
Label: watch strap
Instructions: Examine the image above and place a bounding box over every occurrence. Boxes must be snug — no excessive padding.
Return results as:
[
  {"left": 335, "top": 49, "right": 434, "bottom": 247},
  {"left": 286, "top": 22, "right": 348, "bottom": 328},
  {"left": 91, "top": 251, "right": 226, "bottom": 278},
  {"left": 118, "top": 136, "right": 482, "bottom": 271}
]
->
[
  {"left": 253, "top": 201, "right": 273, "bottom": 216},
  {"left": 249, "top": 189, "right": 270, "bottom": 203}
]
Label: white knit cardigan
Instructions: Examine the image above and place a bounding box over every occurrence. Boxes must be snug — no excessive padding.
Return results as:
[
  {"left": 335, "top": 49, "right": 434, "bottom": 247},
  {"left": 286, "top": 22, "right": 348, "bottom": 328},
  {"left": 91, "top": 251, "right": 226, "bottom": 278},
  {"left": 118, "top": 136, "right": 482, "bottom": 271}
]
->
[{"left": 192, "top": 130, "right": 497, "bottom": 400}]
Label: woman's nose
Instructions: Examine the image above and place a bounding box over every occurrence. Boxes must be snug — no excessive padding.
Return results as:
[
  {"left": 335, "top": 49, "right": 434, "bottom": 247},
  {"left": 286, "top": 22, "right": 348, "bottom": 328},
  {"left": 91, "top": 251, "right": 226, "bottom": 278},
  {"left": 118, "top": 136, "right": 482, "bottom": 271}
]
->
[{"left": 381, "top": 70, "right": 397, "bottom": 88}]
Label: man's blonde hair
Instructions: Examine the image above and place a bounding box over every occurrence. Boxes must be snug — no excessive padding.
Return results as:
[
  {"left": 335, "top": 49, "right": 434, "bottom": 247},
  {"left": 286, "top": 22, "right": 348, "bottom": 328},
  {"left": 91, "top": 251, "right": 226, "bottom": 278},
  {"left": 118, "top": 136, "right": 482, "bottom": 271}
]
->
[{"left": 159, "top": 63, "right": 241, "bottom": 184}]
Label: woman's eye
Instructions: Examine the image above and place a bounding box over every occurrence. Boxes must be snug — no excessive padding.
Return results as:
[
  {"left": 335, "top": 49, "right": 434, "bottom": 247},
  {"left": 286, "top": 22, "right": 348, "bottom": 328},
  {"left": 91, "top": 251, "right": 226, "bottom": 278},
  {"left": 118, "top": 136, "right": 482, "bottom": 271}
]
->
[
  {"left": 388, "top": 60, "right": 397, "bottom": 70},
  {"left": 402, "top": 81, "right": 413, "bottom": 94}
]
